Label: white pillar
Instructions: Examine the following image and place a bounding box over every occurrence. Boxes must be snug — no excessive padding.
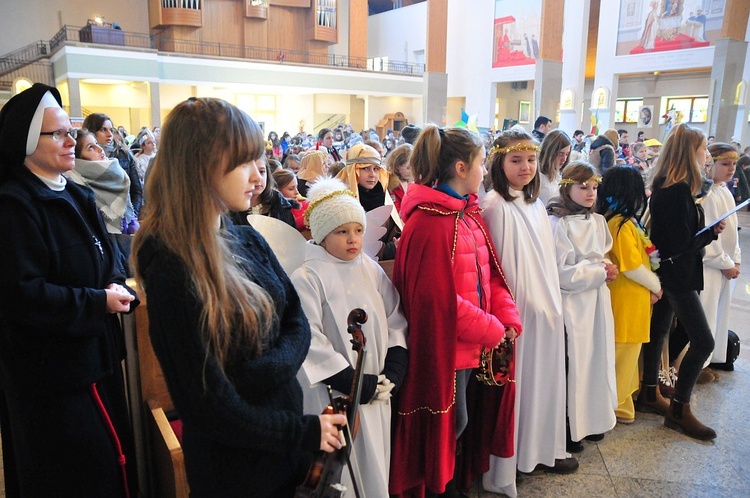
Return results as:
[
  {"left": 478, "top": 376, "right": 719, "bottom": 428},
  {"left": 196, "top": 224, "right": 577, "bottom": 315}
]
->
[{"left": 558, "top": 0, "right": 591, "bottom": 134}]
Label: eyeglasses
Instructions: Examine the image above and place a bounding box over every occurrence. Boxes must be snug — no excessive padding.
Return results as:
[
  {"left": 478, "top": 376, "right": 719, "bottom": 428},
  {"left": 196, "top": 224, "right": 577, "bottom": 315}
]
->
[{"left": 39, "top": 129, "right": 79, "bottom": 141}]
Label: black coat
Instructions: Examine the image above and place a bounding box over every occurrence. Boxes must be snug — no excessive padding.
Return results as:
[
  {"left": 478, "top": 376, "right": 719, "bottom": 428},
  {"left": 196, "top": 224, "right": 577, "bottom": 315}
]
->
[
  {"left": 650, "top": 179, "right": 717, "bottom": 292},
  {"left": 137, "top": 224, "right": 320, "bottom": 497},
  {"left": 0, "top": 167, "right": 137, "bottom": 396},
  {"left": 0, "top": 166, "right": 139, "bottom": 496}
]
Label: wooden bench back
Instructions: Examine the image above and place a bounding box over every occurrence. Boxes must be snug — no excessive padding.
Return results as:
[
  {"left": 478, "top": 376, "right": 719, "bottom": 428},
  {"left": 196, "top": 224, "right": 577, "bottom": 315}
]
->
[{"left": 129, "top": 282, "right": 174, "bottom": 414}]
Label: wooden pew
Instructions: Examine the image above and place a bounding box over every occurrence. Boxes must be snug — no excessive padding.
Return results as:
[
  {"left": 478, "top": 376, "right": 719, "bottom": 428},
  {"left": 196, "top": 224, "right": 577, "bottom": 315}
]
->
[{"left": 127, "top": 281, "right": 189, "bottom": 498}]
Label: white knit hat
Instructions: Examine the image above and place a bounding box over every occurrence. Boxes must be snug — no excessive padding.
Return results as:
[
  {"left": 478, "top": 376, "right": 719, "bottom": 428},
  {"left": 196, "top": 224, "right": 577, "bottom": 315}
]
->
[{"left": 305, "top": 177, "right": 366, "bottom": 244}]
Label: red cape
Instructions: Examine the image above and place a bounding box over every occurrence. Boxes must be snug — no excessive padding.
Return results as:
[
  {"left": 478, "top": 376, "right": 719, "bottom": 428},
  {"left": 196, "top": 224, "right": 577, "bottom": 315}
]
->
[{"left": 389, "top": 185, "right": 517, "bottom": 497}]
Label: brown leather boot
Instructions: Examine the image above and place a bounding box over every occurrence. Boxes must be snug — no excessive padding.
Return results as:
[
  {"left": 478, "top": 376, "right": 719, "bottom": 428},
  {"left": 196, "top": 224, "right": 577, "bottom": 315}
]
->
[
  {"left": 636, "top": 384, "right": 669, "bottom": 415},
  {"left": 664, "top": 399, "right": 716, "bottom": 440}
]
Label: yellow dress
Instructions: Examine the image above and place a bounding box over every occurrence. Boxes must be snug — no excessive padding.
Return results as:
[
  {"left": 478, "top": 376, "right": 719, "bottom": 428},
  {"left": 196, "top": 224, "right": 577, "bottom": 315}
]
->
[
  {"left": 607, "top": 216, "right": 652, "bottom": 344},
  {"left": 606, "top": 215, "right": 655, "bottom": 420}
]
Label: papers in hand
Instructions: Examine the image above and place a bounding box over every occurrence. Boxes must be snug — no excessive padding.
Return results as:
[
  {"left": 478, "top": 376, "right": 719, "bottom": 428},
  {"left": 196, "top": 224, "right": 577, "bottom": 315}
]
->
[{"left": 695, "top": 198, "right": 749, "bottom": 237}]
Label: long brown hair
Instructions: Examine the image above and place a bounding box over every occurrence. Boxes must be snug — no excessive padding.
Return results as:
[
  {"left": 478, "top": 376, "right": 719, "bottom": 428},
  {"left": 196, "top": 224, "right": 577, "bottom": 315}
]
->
[
  {"left": 410, "top": 125, "right": 484, "bottom": 186},
  {"left": 650, "top": 123, "right": 705, "bottom": 195},
  {"left": 538, "top": 129, "right": 572, "bottom": 182},
  {"left": 132, "top": 98, "right": 275, "bottom": 371},
  {"left": 487, "top": 129, "right": 540, "bottom": 203}
]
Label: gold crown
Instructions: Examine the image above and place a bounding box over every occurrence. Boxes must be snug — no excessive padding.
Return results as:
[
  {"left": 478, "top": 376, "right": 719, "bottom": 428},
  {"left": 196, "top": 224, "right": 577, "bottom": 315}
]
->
[
  {"left": 303, "top": 189, "right": 357, "bottom": 227},
  {"left": 488, "top": 143, "right": 540, "bottom": 160},
  {"left": 711, "top": 152, "right": 739, "bottom": 162},
  {"left": 559, "top": 175, "right": 602, "bottom": 187}
]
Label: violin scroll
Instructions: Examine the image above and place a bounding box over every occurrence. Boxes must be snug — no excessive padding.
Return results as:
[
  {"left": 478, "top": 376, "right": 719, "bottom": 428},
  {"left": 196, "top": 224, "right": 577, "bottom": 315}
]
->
[{"left": 346, "top": 308, "right": 368, "bottom": 353}]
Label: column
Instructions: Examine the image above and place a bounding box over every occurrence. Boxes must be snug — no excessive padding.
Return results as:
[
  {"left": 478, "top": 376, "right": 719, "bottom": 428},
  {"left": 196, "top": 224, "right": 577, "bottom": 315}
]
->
[
  {"left": 706, "top": 0, "right": 749, "bottom": 142},
  {"left": 67, "top": 78, "right": 82, "bottom": 119},
  {"left": 533, "top": 0, "right": 564, "bottom": 125},
  {"left": 149, "top": 81, "right": 161, "bottom": 128},
  {"left": 423, "top": 0, "right": 447, "bottom": 125},
  {"left": 558, "top": 0, "right": 591, "bottom": 134},
  {"left": 707, "top": 39, "right": 748, "bottom": 142},
  {"left": 534, "top": 61, "right": 562, "bottom": 124}
]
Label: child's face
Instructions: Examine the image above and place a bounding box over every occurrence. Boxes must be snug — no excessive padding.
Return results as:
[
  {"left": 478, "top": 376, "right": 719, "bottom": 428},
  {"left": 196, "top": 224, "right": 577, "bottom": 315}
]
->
[
  {"left": 141, "top": 138, "right": 156, "bottom": 154},
  {"left": 463, "top": 148, "right": 487, "bottom": 195},
  {"left": 215, "top": 159, "right": 263, "bottom": 212},
  {"left": 357, "top": 165, "right": 381, "bottom": 190},
  {"left": 322, "top": 132, "right": 333, "bottom": 148},
  {"left": 278, "top": 177, "right": 299, "bottom": 199},
  {"left": 636, "top": 147, "right": 648, "bottom": 160},
  {"left": 502, "top": 140, "right": 537, "bottom": 191},
  {"left": 286, "top": 159, "right": 300, "bottom": 173},
  {"left": 397, "top": 161, "right": 413, "bottom": 183},
  {"left": 320, "top": 222, "right": 364, "bottom": 261},
  {"left": 569, "top": 181, "right": 598, "bottom": 209},
  {"left": 555, "top": 146, "right": 571, "bottom": 170},
  {"left": 250, "top": 161, "right": 268, "bottom": 206},
  {"left": 79, "top": 134, "right": 107, "bottom": 161},
  {"left": 712, "top": 158, "right": 736, "bottom": 184}
]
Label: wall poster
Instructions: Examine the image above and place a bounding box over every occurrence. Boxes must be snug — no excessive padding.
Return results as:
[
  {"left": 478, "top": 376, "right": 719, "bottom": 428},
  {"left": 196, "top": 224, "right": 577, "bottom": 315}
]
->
[
  {"left": 616, "top": 0, "right": 726, "bottom": 56},
  {"left": 492, "top": 0, "right": 542, "bottom": 68}
]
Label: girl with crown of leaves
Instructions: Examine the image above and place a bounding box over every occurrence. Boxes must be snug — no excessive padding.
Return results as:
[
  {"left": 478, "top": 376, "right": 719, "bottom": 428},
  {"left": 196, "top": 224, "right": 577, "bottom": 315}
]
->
[
  {"left": 546, "top": 161, "right": 619, "bottom": 450},
  {"left": 481, "top": 129, "right": 576, "bottom": 498},
  {"left": 596, "top": 165, "right": 663, "bottom": 426}
]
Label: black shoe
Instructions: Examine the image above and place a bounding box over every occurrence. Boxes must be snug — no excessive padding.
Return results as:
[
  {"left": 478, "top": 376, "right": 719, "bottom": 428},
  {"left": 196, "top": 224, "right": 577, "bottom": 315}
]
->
[
  {"left": 533, "top": 457, "right": 579, "bottom": 474},
  {"left": 566, "top": 439, "right": 584, "bottom": 453},
  {"left": 584, "top": 433, "right": 604, "bottom": 442}
]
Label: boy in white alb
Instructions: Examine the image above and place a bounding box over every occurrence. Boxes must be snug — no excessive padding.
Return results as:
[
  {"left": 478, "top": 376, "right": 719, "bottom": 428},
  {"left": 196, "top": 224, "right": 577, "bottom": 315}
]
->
[{"left": 292, "top": 178, "right": 408, "bottom": 498}]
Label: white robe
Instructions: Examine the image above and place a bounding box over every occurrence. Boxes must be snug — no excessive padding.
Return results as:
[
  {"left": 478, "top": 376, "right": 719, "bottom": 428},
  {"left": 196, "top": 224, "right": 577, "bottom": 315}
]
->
[
  {"left": 549, "top": 213, "right": 617, "bottom": 442},
  {"left": 292, "top": 244, "right": 408, "bottom": 498},
  {"left": 480, "top": 190, "right": 568, "bottom": 498},
  {"left": 538, "top": 174, "right": 560, "bottom": 207},
  {"left": 701, "top": 184, "right": 741, "bottom": 363}
]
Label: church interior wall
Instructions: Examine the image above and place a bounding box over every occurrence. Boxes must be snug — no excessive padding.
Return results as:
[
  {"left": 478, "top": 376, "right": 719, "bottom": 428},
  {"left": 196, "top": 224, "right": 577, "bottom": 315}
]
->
[{"left": 367, "top": 1, "right": 427, "bottom": 64}]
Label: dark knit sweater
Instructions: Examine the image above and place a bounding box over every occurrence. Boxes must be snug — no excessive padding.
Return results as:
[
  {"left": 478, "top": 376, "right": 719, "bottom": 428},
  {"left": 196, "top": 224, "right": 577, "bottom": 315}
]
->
[{"left": 137, "top": 224, "right": 320, "bottom": 497}]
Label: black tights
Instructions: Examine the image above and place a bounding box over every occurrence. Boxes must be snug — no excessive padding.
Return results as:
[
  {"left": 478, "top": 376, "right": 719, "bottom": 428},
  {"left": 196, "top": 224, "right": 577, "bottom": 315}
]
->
[{"left": 642, "top": 289, "right": 714, "bottom": 403}]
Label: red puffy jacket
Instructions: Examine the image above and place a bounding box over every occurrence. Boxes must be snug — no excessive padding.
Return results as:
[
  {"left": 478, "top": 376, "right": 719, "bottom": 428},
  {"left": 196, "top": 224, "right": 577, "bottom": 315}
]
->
[{"left": 399, "top": 184, "right": 521, "bottom": 369}]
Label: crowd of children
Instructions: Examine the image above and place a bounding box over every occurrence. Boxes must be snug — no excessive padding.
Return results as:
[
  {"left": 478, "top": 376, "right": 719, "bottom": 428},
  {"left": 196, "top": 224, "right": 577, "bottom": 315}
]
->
[
  {"left": 3, "top": 84, "right": 743, "bottom": 497},
  {"left": 179, "top": 109, "right": 739, "bottom": 497}
]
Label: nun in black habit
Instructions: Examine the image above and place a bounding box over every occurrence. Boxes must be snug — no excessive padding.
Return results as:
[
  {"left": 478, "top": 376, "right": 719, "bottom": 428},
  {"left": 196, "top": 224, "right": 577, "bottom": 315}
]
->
[{"left": 0, "top": 83, "right": 139, "bottom": 497}]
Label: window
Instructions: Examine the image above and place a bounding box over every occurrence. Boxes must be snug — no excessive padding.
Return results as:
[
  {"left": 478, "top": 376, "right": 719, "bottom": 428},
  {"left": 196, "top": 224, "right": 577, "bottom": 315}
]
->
[
  {"left": 614, "top": 99, "right": 643, "bottom": 123},
  {"left": 665, "top": 96, "right": 708, "bottom": 123}
]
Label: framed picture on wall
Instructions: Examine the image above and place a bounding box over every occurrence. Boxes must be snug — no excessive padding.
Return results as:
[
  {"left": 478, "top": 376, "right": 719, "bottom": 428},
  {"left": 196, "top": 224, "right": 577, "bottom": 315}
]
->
[
  {"left": 519, "top": 101, "right": 531, "bottom": 124},
  {"left": 637, "top": 105, "right": 654, "bottom": 128}
]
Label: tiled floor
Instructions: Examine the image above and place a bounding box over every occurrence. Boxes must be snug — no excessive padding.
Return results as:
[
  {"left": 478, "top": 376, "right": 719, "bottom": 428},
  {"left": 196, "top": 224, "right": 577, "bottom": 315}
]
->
[
  {"left": 466, "top": 209, "right": 750, "bottom": 497},
  {"left": 1, "top": 213, "right": 748, "bottom": 498}
]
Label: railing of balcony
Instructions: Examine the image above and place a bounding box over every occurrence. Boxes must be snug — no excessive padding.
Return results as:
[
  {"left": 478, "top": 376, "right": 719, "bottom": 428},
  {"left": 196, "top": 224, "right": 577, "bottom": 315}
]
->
[
  {"left": 48, "top": 25, "right": 425, "bottom": 76},
  {"left": 0, "top": 40, "right": 50, "bottom": 78}
]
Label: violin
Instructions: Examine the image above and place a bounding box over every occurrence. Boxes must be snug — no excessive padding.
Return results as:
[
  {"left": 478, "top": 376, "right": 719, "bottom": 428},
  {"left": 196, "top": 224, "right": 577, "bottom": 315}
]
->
[{"left": 295, "top": 308, "right": 368, "bottom": 498}]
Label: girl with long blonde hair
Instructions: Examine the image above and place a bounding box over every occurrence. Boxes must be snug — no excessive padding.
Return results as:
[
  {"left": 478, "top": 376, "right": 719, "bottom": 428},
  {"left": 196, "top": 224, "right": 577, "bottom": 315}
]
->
[
  {"left": 131, "top": 97, "right": 345, "bottom": 497},
  {"left": 640, "top": 123, "right": 725, "bottom": 440}
]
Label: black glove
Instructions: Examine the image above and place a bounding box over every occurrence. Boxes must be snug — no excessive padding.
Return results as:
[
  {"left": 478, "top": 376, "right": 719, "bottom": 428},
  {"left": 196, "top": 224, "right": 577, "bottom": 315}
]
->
[
  {"left": 322, "top": 367, "right": 378, "bottom": 405},
  {"left": 381, "top": 346, "right": 408, "bottom": 395}
]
